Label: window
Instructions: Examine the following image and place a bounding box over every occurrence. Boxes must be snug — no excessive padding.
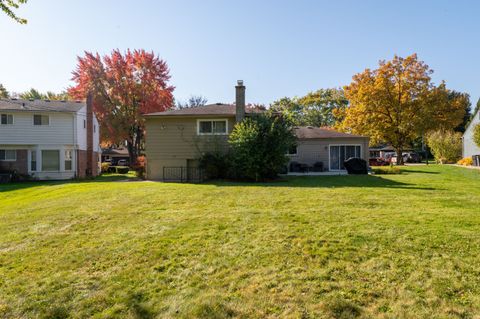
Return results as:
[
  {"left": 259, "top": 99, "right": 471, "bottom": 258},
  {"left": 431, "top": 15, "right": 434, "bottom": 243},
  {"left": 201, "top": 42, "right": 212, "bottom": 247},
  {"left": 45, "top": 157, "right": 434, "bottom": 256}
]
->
[
  {"left": 31, "top": 151, "right": 37, "bottom": 171},
  {"left": 287, "top": 145, "right": 297, "bottom": 155},
  {"left": 42, "top": 150, "right": 60, "bottom": 171},
  {"left": 1, "top": 114, "right": 13, "bottom": 125},
  {"left": 0, "top": 150, "right": 16, "bottom": 161},
  {"left": 329, "top": 145, "right": 361, "bottom": 170},
  {"left": 65, "top": 150, "right": 72, "bottom": 171},
  {"left": 197, "top": 119, "right": 228, "bottom": 135},
  {"left": 34, "top": 114, "right": 49, "bottom": 126}
]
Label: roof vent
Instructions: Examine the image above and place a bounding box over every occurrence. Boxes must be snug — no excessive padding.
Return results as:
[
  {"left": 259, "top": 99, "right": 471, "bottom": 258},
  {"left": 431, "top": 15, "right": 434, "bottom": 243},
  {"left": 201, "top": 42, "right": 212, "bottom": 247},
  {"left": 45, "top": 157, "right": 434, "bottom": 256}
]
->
[
  {"left": 11, "top": 98, "right": 17, "bottom": 100},
  {"left": 29, "top": 99, "right": 34, "bottom": 102},
  {"left": 44, "top": 99, "right": 50, "bottom": 102},
  {"left": 307, "top": 126, "right": 314, "bottom": 129},
  {"left": 215, "top": 102, "right": 223, "bottom": 105}
]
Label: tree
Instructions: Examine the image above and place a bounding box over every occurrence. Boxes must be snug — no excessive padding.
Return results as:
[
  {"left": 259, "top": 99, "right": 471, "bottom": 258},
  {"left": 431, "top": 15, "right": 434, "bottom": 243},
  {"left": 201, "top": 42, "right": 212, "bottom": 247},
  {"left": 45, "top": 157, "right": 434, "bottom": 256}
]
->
[
  {"left": 176, "top": 95, "right": 208, "bottom": 109},
  {"left": 1, "top": 0, "right": 27, "bottom": 24},
  {"left": 19, "top": 88, "right": 70, "bottom": 100},
  {"left": 426, "top": 130, "right": 462, "bottom": 164},
  {"left": 0, "top": 83, "right": 9, "bottom": 98},
  {"left": 340, "top": 54, "right": 465, "bottom": 164},
  {"left": 271, "top": 88, "right": 348, "bottom": 127},
  {"left": 69, "top": 49, "right": 174, "bottom": 163},
  {"left": 473, "top": 124, "right": 480, "bottom": 148},
  {"left": 228, "top": 112, "right": 296, "bottom": 181}
]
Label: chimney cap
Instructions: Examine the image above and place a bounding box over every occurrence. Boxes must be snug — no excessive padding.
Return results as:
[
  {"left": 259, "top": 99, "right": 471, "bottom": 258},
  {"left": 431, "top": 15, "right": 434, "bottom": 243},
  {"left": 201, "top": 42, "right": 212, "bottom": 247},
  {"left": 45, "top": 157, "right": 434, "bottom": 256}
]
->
[{"left": 237, "top": 80, "right": 244, "bottom": 86}]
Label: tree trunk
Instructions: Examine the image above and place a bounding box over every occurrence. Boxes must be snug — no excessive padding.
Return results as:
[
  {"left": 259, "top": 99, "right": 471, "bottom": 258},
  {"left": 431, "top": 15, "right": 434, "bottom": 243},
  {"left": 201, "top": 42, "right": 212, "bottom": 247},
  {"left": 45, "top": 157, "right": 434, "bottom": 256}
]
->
[
  {"left": 396, "top": 148, "right": 404, "bottom": 165},
  {"left": 126, "top": 140, "right": 137, "bottom": 166}
]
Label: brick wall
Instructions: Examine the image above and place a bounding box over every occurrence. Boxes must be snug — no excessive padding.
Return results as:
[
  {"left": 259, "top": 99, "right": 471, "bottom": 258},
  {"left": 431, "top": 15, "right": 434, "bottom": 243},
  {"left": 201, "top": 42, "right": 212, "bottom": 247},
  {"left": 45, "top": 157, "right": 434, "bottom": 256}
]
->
[
  {"left": 0, "top": 150, "right": 28, "bottom": 175},
  {"left": 77, "top": 150, "right": 99, "bottom": 178}
]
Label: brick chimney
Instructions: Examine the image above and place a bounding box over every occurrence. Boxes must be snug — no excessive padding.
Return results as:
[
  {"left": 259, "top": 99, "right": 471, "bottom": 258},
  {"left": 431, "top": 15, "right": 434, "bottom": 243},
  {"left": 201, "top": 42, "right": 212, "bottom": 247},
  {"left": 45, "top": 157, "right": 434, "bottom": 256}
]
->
[
  {"left": 235, "top": 80, "right": 245, "bottom": 123},
  {"left": 86, "top": 93, "right": 94, "bottom": 176}
]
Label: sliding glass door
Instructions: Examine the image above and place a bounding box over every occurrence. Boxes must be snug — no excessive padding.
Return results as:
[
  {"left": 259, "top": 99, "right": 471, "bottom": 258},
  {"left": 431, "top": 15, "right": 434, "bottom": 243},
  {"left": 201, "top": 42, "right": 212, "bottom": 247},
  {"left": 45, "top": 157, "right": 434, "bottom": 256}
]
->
[{"left": 329, "top": 145, "right": 361, "bottom": 170}]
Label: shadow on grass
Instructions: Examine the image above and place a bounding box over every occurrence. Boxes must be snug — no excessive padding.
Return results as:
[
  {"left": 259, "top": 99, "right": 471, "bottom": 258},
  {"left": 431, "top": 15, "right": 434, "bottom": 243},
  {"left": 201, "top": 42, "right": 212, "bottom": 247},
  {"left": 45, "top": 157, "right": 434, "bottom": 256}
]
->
[
  {"left": 402, "top": 169, "right": 440, "bottom": 174},
  {"left": 204, "top": 174, "right": 436, "bottom": 190},
  {"left": 0, "top": 174, "right": 136, "bottom": 193}
]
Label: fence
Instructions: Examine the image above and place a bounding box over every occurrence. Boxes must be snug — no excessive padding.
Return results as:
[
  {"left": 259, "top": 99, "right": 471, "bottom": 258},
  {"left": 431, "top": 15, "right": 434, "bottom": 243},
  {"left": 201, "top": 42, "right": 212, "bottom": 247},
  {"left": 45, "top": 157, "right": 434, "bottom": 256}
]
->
[{"left": 162, "top": 167, "right": 205, "bottom": 183}]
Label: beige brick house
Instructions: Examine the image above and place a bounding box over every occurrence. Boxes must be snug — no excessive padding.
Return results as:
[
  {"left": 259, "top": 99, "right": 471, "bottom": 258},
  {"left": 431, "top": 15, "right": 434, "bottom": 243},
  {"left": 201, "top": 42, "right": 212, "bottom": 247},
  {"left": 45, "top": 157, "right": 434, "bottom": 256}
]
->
[{"left": 144, "top": 81, "right": 369, "bottom": 180}]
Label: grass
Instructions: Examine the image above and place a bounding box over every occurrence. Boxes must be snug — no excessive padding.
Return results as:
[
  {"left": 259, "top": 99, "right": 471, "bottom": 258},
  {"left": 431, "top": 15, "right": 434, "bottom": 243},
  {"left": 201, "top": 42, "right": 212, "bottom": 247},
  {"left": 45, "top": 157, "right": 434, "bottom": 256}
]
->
[{"left": 1, "top": 165, "right": 480, "bottom": 318}]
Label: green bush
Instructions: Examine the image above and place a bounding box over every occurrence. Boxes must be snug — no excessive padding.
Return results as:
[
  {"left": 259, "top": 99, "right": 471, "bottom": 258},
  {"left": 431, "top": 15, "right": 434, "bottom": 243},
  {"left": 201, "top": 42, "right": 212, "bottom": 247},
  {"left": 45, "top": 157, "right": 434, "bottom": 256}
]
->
[
  {"left": 426, "top": 129, "right": 462, "bottom": 164},
  {"left": 228, "top": 113, "right": 296, "bottom": 181},
  {"left": 115, "top": 166, "right": 130, "bottom": 174},
  {"left": 372, "top": 165, "right": 402, "bottom": 175},
  {"left": 199, "top": 152, "right": 231, "bottom": 179}
]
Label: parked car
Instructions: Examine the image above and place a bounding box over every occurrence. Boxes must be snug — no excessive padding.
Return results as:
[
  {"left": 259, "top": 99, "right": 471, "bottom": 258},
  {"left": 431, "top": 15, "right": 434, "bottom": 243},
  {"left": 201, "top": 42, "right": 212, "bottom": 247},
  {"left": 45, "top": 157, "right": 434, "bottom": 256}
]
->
[
  {"left": 390, "top": 152, "right": 421, "bottom": 164},
  {"left": 369, "top": 157, "right": 389, "bottom": 166},
  {"left": 117, "top": 159, "right": 129, "bottom": 166}
]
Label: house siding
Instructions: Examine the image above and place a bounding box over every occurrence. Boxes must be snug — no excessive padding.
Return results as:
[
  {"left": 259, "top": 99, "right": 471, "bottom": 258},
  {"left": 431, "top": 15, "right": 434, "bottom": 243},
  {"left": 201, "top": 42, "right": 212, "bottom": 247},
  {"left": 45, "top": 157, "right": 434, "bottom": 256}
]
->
[
  {"left": 145, "top": 116, "right": 236, "bottom": 180},
  {"left": 288, "top": 137, "right": 370, "bottom": 170},
  {"left": 463, "top": 111, "right": 480, "bottom": 159}
]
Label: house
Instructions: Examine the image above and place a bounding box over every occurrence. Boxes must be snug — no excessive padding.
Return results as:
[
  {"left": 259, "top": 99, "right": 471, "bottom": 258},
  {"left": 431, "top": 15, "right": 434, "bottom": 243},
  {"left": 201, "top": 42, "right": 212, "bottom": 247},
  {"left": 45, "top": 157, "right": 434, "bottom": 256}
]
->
[
  {"left": 0, "top": 97, "right": 100, "bottom": 180},
  {"left": 463, "top": 108, "right": 480, "bottom": 165},
  {"left": 101, "top": 148, "right": 130, "bottom": 165},
  {"left": 144, "top": 81, "right": 369, "bottom": 180}
]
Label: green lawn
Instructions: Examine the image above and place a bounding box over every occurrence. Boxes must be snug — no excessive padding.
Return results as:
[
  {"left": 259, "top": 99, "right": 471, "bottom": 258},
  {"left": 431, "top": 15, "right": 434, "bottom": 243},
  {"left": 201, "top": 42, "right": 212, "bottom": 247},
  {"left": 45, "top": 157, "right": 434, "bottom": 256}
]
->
[{"left": 1, "top": 166, "right": 480, "bottom": 318}]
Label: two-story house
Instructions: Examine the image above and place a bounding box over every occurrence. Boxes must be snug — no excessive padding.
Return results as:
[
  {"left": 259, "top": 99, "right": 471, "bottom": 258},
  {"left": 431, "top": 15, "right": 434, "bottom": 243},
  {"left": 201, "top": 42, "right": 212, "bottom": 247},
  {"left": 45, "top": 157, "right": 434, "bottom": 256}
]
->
[
  {"left": 463, "top": 107, "right": 480, "bottom": 166},
  {"left": 0, "top": 97, "right": 100, "bottom": 180},
  {"left": 144, "top": 81, "right": 369, "bottom": 181}
]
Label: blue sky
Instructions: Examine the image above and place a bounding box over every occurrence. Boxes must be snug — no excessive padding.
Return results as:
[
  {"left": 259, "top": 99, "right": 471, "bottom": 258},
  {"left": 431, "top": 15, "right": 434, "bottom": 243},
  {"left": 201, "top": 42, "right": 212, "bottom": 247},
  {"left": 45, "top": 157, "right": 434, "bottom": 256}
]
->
[{"left": 1, "top": 0, "right": 479, "bottom": 106}]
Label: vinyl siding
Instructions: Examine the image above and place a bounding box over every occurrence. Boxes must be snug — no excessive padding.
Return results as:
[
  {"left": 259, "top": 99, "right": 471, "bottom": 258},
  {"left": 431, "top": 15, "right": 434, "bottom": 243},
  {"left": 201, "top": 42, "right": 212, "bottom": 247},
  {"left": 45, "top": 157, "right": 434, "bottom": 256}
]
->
[
  {"left": 0, "top": 111, "right": 75, "bottom": 145},
  {"left": 463, "top": 111, "right": 480, "bottom": 158},
  {"left": 145, "top": 116, "right": 236, "bottom": 179}
]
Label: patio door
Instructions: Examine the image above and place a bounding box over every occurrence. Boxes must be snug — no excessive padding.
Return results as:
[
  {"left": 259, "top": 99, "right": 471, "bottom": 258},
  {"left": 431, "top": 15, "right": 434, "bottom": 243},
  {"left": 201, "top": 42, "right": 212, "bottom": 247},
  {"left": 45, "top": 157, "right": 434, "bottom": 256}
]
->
[{"left": 329, "top": 145, "right": 361, "bottom": 170}]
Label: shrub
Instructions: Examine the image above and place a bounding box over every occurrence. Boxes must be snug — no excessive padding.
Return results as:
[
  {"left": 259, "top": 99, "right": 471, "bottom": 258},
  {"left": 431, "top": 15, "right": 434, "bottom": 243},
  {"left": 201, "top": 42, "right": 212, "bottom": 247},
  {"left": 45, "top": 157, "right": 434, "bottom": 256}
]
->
[
  {"left": 101, "top": 162, "right": 110, "bottom": 173},
  {"left": 133, "top": 155, "right": 146, "bottom": 179},
  {"left": 457, "top": 157, "right": 473, "bottom": 166},
  {"left": 426, "top": 129, "right": 462, "bottom": 164},
  {"left": 199, "top": 152, "right": 231, "bottom": 179},
  {"left": 115, "top": 166, "right": 130, "bottom": 174},
  {"left": 372, "top": 165, "right": 402, "bottom": 175},
  {"left": 228, "top": 113, "right": 296, "bottom": 181},
  {"left": 474, "top": 124, "right": 480, "bottom": 148}
]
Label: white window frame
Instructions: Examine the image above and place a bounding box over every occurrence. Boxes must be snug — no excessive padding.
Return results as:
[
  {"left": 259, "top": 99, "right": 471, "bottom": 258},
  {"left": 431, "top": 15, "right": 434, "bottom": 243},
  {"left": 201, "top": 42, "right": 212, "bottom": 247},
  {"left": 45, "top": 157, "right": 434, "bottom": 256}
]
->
[
  {"left": 196, "top": 119, "right": 228, "bottom": 135},
  {"left": 0, "top": 149, "right": 17, "bottom": 161},
  {"left": 0, "top": 114, "right": 14, "bottom": 125},
  {"left": 33, "top": 114, "right": 50, "bottom": 126},
  {"left": 328, "top": 144, "right": 362, "bottom": 171},
  {"left": 64, "top": 149, "right": 73, "bottom": 171}
]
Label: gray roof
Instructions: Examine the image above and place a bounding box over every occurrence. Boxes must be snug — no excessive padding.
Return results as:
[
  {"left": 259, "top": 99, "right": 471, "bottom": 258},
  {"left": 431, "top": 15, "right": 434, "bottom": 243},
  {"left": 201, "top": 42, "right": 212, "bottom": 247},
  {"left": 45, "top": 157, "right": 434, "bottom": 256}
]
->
[
  {"left": 144, "top": 103, "right": 263, "bottom": 117},
  {"left": 294, "top": 126, "right": 367, "bottom": 139},
  {"left": 0, "top": 99, "right": 85, "bottom": 112}
]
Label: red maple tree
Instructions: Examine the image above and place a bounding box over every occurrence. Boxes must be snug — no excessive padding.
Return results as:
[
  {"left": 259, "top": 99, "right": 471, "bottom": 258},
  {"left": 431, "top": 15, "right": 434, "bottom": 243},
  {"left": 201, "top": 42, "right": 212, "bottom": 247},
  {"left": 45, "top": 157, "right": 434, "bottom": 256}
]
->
[{"left": 69, "top": 49, "right": 174, "bottom": 163}]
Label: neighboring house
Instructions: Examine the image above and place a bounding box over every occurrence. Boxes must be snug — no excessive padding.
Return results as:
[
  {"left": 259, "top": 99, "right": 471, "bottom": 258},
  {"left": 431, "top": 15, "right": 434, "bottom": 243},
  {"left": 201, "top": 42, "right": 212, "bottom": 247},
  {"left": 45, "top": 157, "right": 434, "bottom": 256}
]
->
[
  {"left": 144, "top": 81, "right": 369, "bottom": 180},
  {"left": 463, "top": 108, "right": 480, "bottom": 165},
  {"left": 0, "top": 98, "right": 100, "bottom": 180},
  {"left": 369, "top": 145, "right": 414, "bottom": 159},
  {"left": 101, "top": 148, "right": 130, "bottom": 165}
]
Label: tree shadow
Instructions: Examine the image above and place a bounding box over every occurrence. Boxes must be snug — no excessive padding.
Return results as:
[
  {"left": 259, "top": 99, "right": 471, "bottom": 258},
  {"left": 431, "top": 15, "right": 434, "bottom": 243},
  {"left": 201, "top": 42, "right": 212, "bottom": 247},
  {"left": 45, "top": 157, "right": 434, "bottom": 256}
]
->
[
  {"left": 402, "top": 169, "right": 439, "bottom": 174},
  {"left": 203, "top": 175, "right": 437, "bottom": 190},
  {"left": 0, "top": 174, "right": 137, "bottom": 193}
]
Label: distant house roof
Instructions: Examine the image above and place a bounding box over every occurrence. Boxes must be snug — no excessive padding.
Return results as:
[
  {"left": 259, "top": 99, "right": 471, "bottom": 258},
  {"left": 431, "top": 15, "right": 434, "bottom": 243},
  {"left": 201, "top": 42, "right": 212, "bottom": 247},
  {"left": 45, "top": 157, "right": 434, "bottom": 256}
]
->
[
  {"left": 294, "top": 126, "right": 367, "bottom": 139},
  {"left": 144, "top": 103, "right": 264, "bottom": 117},
  {"left": 0, "top": 99, "right": 85, "bottom": 112},
  {"left": 102, "top": 148, "right": 129, "bottom": 156}
]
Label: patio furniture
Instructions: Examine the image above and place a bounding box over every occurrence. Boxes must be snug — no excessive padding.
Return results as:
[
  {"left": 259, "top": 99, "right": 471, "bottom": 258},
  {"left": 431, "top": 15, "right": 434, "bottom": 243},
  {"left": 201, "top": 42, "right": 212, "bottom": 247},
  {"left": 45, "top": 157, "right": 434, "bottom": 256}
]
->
[{"left": 311, "top": 162, "right": 324, "bottom": 172}]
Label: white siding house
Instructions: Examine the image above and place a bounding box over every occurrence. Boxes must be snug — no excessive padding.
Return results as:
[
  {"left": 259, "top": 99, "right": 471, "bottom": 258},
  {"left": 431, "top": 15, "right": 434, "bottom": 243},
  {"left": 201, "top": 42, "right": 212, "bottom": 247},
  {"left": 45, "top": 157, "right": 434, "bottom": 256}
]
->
[
  {"left": 0, "top": 99, "right": 100, "bottom": 180},
  {"left": 463, "top": 108, "right": 480, "bottom": 162}
]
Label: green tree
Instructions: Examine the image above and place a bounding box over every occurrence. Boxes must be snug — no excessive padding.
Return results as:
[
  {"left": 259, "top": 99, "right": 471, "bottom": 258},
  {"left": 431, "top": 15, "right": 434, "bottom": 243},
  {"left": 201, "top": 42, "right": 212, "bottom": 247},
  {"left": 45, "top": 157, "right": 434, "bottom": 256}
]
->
[
  {"left": 0, "top": 83, "right": 9, "bottom": 98},
  {"left": 426, "top": 129, "right": 462, "bottom": 164},
  {"left": 473, "top": 124, "right": 480, "bottom": 148},
  {"left": 229, "top": 112, "right": 296, "bottom": 181},
  {"left": 1, "top": 0, "right": 28, "bottom": 24},
  {"left": 271, "top": 88, "right": 348, "bottom": 127},
  {"left": 19, "top": 88, "right": 70, "bottom": 100}
]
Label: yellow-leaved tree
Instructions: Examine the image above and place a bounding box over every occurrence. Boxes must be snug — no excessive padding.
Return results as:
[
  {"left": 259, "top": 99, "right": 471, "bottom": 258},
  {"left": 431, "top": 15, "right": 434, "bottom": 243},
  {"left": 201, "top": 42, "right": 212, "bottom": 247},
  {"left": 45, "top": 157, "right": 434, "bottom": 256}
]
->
[{"left": 337, "top": 54, "right": 466, "bottom": 164}]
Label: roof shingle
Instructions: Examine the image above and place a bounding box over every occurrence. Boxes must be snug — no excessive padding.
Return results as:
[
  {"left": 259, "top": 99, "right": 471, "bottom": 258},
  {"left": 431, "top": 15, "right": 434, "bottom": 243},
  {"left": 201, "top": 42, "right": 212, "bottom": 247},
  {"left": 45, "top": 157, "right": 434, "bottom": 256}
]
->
[
  {"left": 0, "top": 99, "right": 85, "bottom": 112},
  {"left": 144, "top": 104, "right": 263, "bottom": 117}
]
